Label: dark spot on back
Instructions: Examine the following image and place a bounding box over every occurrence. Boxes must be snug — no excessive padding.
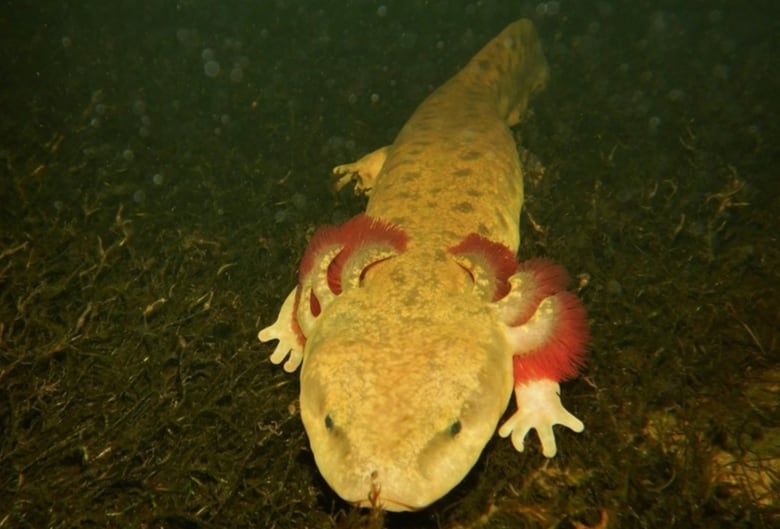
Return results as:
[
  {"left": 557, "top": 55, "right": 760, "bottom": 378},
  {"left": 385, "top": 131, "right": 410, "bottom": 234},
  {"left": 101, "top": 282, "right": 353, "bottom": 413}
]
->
[
  {"left": 460, "top": 150, "right": 481, "bottom": 161},
  {"left": 453, "top": 202, "right": 474, "bottom": 213}
]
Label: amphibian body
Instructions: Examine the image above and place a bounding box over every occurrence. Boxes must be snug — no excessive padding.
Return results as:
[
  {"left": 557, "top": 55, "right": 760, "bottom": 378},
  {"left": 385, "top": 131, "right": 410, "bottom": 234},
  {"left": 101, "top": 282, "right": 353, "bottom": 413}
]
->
[{"left": 259, "top": 19, "right": 588, "bottom": 511}]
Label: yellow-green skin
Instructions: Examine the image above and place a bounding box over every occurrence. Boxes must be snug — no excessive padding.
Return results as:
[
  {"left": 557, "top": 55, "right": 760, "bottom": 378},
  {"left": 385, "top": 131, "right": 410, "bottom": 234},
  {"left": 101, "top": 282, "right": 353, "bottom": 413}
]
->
[{"left": 260, "top": 20, "right": 576, "bottom": 511}]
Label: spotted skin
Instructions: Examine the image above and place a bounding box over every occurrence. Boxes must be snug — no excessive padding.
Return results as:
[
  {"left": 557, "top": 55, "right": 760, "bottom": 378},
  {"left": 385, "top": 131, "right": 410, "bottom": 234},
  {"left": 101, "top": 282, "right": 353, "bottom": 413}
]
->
[{"left": 260, "top": 20, "right": 588, "bottom": 512}]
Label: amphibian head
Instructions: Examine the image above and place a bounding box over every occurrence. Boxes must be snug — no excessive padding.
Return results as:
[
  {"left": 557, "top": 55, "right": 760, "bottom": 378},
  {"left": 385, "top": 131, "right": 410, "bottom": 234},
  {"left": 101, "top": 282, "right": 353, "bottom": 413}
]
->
[{"left": 299, "top": 280, "right": 513, "bottom": 511}]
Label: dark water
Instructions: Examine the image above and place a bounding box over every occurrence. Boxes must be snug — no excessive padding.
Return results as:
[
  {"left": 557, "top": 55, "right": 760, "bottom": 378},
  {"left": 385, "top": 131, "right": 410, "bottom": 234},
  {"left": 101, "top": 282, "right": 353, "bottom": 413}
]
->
[{"left": 1, "top": 1, "right": 777, "bottom": 528}]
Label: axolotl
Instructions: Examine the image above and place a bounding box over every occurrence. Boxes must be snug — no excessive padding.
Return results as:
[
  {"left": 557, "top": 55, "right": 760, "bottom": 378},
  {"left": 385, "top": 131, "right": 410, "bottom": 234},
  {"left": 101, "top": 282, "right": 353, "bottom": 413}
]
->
[{"left": 259, "top": 19, "right": 588, "bottom": 511}]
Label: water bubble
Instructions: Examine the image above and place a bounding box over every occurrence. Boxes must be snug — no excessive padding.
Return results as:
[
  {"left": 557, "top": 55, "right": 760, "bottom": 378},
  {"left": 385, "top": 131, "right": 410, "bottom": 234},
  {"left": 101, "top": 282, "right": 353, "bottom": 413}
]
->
[
  {"left": 220, "top": 114, "right": 230, "bottom": 125},
  {"left": 606, "top": 279, "right": 623, "bottom": 296},
  {"left": 90, "top": 117, "right": 101, "bottom": 128},
  {"left": 204, "top": 60, "right": 221, "bottom": 78},
  {"left": 139, "top": 126, "right": 150, "bottom": 138},
  {"left": 53, "top": 200, "right": 64, "bottom": 212},
  {"left": 224, "top": 37, "right": 242, "bottom": 50},
  {"left": 648, "top": 116, "right": 661, "bottom": 134},
  {"left": 94, "top": 103, "right": 106, "bottom": 115},
  {"left": 616, "top": 187, "right": 636, "bottom": 204},
  {"left": 687, "top": 220, "right": 705, "bottom": 237},
  {"left": 229, "top": 66, "right": 243, "bottom": 83},
  {"left": 667, "top": 88, "right": 684, "bottom": 102},
  {"left": 177, "top": 28, "right": 199, "bottom": 46},
  {"left": 597, "top": 2, "right": 614, "bottom": 17},
  {"left": 720, "top": 39, "right": 736, "bottom": 55},
  {"left": 91, "top": 90, "right": 104, "bottom": 104},
  {"left": 326, "top": 136, "right": 345, "bottom": 149},
  {"left": 547, "top": 1, "right": 560, "bottom": 15},
  {"left": 201, "top": 48, "right": 215, "bottom": 61},
  {"left": 140, "top": 115, "right": 151, "bottom": 126},
  {"left": 377, "top": 5, "right": 387, "bottom": 17},
  {"left": 133, "top": 189, "right": 146, "bottom": 204},
  {"left": 348, "top": 93, "right": 358, "bottom": 104},
  {"left": 122, "top": 148, "right": 135, "bottom": 162},
  {"left": 274, "top": 209, "right": 289, "bottom": 224},
  {"left": 132, "top": 99, "right": 146, "bottom": 115},
  {"left": 62, "top": 36, "right": 72, "bottom": 48},
  {"left": 291, "top": 192, "right": 307, "bottom": 210},
  {"left": 650, "top": 11, "right": 668, "bottom": 33},
  {"left": 708, "top": 10, "right": 722, "bottom": 24},
  {"left": 152, "top": 173, "right": 164, "bottom": 186},
  {"left": 399, "top": 32, "right": 417, "bottom": 50},
  {"left": 370, "top": 93, "right": 380, "bottom": 104}
]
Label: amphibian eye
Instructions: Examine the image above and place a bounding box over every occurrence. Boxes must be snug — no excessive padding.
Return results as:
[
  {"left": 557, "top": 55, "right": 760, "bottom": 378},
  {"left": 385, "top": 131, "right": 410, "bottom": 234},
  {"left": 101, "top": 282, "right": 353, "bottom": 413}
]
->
[
  {"left": 449, "top": 419, "right": 462, "bottom": 437},
  {"left": 324, "top": 414, "right": 334, "bottom": 431}
]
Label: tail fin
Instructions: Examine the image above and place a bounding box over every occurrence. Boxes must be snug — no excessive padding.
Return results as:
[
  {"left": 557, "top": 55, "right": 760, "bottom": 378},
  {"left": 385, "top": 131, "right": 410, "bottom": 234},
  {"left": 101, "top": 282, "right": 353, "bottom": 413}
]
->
[{"left": 459, "top": 19, "right": 549, "bottom": 126}]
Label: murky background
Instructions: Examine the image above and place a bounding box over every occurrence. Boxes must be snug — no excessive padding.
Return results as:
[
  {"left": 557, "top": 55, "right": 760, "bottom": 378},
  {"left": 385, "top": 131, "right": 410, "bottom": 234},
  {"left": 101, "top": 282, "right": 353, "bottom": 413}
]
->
[{"left": 1, "top": 1, "right": 777, "bottom": 528}]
